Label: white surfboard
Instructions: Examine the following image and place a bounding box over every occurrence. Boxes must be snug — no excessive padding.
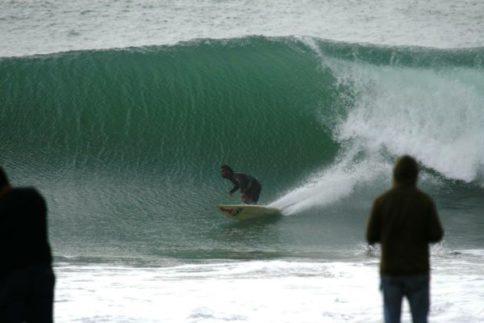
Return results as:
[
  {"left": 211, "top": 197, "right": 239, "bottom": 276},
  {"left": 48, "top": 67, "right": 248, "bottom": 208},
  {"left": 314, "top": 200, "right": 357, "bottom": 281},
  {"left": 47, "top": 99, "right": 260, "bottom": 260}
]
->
[{"left": 217, "top": 204, "right": 281, "bottom": 221}]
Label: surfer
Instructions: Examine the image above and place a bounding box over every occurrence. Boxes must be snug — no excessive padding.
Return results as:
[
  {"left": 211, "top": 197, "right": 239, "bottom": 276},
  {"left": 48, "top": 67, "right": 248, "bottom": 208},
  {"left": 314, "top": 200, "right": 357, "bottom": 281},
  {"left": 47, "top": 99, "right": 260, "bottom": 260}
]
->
[{"left": 220, "top": 164, "right": 262, "bottom": 204}]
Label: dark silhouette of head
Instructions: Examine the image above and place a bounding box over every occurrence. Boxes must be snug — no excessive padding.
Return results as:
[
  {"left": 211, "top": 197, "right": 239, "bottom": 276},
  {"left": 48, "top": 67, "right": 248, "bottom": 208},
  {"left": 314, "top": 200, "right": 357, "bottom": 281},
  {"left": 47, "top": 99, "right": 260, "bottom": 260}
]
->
[
  {"left": 393, "top": 155, "right": 419, "bottom": 186},
  {"left": 0, "top": 167, "right": 10, "bottom": 189},
  {"left": 221, "top": 164, "right": 234, "bottom": 178}
]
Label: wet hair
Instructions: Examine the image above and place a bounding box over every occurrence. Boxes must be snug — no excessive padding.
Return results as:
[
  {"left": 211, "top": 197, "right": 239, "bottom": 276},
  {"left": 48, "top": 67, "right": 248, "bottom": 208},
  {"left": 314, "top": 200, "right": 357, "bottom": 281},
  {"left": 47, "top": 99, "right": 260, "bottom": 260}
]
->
[
  {"left": 393, "top": 155, "right": 419, "bottom": 185},
  {"left": 221, "top": 164, "right": 233, "bottom": 173},
  {"left": 0, "top": 167, "right": 10, "bottom": 187}
]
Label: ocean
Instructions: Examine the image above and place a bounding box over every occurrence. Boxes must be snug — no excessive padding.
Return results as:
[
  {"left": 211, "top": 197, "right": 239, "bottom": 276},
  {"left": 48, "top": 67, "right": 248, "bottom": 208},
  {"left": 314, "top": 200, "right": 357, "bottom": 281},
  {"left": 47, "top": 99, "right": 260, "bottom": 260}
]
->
[{"left": 1, "top": 0, "right": 484, "bottom": 322}]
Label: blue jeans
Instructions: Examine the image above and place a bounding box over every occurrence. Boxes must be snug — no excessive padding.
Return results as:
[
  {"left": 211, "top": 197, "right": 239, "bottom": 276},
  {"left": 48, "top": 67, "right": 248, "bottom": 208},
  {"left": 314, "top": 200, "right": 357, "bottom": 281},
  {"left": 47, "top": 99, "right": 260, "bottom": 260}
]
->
[{"left": 380, "top": 274, "right": 430, "bottom": 323}]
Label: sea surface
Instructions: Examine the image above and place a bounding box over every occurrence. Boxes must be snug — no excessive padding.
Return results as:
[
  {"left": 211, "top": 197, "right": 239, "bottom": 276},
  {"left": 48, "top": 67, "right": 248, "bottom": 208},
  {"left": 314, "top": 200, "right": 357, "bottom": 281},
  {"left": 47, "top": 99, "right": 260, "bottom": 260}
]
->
[{"left": 1, "top": 0, "right": 484, "bottom": 322}]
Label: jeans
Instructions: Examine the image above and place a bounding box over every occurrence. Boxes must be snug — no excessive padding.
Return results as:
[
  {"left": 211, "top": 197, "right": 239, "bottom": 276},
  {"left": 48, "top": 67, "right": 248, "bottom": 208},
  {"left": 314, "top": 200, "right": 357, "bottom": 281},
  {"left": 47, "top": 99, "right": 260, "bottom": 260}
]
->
[
  {"left": 380, "top": 274, "right": 430, "bottom": 323},
  {"left": 0, "top": 264, "right": 55, "bottom": 323}
]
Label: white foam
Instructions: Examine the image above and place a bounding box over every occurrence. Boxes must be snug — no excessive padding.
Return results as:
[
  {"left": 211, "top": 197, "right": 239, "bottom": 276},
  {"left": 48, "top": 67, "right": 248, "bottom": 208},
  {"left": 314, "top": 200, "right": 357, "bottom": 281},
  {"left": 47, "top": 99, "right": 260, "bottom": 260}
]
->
[
  {"left": 271, "top": 40, "right": 484, "bottom": 214},
  {"left": 54, "top": 255, "right": 484, "bottom": 322},
  {"left": 270, "top": 153, "right": 389, "bottom": 215},
  {"left": 333, "top": 62, "right": 484, "bottom": 183}
]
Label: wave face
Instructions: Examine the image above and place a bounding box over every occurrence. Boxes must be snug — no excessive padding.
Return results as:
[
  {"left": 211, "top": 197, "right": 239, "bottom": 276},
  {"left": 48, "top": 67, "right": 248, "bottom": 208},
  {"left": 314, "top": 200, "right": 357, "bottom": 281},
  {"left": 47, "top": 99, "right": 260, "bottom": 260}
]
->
[{"left": 1, "top": 37, "right": 484, "bottom": 260}]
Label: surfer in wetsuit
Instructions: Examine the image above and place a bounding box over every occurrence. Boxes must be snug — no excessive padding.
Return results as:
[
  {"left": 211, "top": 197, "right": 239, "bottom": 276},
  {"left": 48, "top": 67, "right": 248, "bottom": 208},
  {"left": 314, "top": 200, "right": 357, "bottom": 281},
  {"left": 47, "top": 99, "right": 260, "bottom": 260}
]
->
[{"left": 221, "top": 164, "right": 262, "bottom": 204}]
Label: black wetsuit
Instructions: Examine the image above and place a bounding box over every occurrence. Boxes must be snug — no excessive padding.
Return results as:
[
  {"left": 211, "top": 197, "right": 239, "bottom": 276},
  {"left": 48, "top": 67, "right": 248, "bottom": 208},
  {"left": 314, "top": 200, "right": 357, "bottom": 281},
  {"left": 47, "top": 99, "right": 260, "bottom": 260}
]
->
[{"left": 228, "top": 172, "right": 262, "bottom": 204}]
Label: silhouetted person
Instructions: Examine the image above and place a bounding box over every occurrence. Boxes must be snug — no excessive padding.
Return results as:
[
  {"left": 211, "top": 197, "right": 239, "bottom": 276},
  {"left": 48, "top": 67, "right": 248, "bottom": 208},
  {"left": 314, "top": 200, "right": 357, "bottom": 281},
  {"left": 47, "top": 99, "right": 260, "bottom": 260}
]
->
[
  {"left": 366, "top": 155, "right": 444, "bottom": 323},
  {"left": 220, "top": 165, "right": 262, "bottom": 204},
  {"left": 0, "top": 167, "right": 55, "bottom": 323}
]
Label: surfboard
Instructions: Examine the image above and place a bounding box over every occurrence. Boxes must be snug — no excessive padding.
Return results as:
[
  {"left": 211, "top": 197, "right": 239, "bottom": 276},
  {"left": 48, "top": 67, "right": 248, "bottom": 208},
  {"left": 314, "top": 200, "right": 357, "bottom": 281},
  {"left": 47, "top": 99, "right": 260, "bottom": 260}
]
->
[{"left": 217, "top": 204, "right": 281, "bottom": 221}]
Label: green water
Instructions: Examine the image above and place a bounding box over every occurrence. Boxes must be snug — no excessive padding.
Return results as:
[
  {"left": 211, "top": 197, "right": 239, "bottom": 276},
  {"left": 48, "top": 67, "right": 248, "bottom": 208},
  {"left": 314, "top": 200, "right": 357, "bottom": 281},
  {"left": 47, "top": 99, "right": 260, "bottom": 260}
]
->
[{"left": 1, "top": 37, "right": 483, "bottom": 261}]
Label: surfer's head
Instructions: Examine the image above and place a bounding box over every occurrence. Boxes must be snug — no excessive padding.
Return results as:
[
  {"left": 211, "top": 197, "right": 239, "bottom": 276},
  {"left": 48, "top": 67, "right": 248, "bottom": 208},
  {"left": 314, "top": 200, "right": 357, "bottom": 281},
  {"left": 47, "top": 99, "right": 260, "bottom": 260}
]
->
[
  {"left": 393, "top": 155, "right": 419, "bottom": 187},
  {"left": 221, "top": 164, "right": 234, "bottom": 178}
]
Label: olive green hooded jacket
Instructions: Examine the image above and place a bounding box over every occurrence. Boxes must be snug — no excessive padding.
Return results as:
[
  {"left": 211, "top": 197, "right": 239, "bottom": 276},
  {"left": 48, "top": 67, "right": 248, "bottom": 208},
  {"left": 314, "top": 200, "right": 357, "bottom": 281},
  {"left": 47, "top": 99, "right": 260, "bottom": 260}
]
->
[{"left": 366, "top": 183, "right": 444, "bottom": 275}]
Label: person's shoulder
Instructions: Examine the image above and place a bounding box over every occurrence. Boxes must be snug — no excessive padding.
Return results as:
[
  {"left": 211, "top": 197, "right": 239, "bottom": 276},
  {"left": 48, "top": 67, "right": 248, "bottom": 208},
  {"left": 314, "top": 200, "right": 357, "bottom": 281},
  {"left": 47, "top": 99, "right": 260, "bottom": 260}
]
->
[
  {"left": 415, "top": 188, "right": 435, "bottom": 204},
  {"left": 378, "top": 187, "right": 396, "bottom": 199},
  {"left": 234, "top": 172, "right": 258, "bottom": 182},
  {"left": 373, "top": 189, "right": 392, "bottom": 205},
  {"left": 14, "top": 186, "right": 39, "bottom": 193},
  {"left": 12, "top": 187, "right": 44, "bottom": 199},
  {"left": 234, "top": 172, "right": 248, "bottom": 179}
]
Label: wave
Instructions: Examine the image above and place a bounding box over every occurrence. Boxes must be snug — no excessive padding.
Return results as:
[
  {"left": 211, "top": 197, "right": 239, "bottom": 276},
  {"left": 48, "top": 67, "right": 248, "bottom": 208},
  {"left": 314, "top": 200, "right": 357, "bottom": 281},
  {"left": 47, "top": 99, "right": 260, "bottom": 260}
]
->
[
  {"left": 273, "top": 37, "right": 484, "bottom": 213},
  {"left": 2, "top": 36, "right": 483, "bottom": 200},
  {"left": 1, "top": 36, "right": 483, "bottom": 257}
]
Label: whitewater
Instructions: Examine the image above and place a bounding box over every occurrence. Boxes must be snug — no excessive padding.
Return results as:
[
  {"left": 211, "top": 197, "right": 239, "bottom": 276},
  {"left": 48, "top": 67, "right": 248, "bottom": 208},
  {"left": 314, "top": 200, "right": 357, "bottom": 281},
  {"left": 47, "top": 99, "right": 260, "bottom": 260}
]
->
[{"left": 1, "top": 0, "right": 484, "bottom": 322}]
